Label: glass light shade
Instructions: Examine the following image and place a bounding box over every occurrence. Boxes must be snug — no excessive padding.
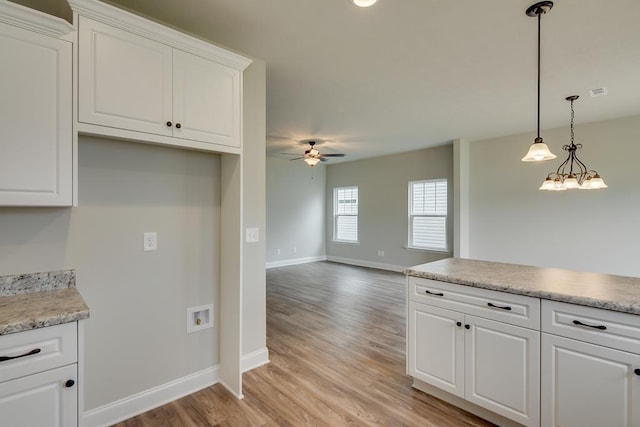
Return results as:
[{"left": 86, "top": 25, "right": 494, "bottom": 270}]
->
[
  {"left": 309, "top": 148, "right": 320, "bottom": 157},
  {"left": 353, "top": 0, "right": 377, "bottom": 6},
  {"left": 304, "top": 157, "right": 320, "bottom": 167},
  {"left": 539, "top": 177, "right": 555, "bottom": 190},
  {"left": 580, "top": 177, "right": 592, "bottom": 189},
  {"left": 552, "top": 178, "right": 566, "bottom": 191},
  {"left": 522, "top": 140, "right": 557, "bottom": 162},
  {"left": 588, "top": 176, "right": 608, "bottom": 189},
  {"left": 563, "top": 176, "right": 580, "bottom": 189}
]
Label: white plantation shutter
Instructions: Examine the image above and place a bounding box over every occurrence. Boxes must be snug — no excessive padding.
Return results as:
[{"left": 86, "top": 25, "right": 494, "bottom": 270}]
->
[
  {"left": 409, "top": 180, "right": 447, "bottom": 250},
  {"left": 334, "top": 186, "right": 358, "bottom": 242}
]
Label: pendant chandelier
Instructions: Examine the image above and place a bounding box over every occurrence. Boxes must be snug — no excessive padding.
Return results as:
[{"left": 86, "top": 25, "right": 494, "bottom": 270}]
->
[
  {"left": 539, "top": 96, "right": 608, "bottom": 191},
  {"left": 521, "top": 1, "right": 556, "bottom": 162}
]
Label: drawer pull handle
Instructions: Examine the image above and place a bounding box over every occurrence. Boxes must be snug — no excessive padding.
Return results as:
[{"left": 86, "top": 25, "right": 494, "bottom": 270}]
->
[
  {"left": 166, "top": 121, "right": 172, "bottom": 127},
  {"left": 487, "top": 302, "right": 512, "bottom": 311},
  {"left": 464, "top": 324, "right": 470, "bottom": 330},
  {"left": 175, "top": 123, "right": 182, "bottom": 129},
  {"left": 65, "top": 379, "right": 75, "bottom": 388},
  {"left": 0, "top": 348, "right": 41, "bottom": 362},
  {"left": 572, "top": 320, "right": 607, "bottom": 330},
  {"left": 425, "top": 290, "right": 444, "bottom": 297},
  {"left": 635, "top": 369, "right": 640, "bottom": 376},
  {"left": 456, "top": 321, "right": 462, "bottom": 327}
]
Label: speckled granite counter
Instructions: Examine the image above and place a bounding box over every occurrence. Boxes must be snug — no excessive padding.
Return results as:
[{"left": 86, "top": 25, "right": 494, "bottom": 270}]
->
[
  {"left": 0, "top": 270, "right": 90, "bottom": 335},
  {"left": 405, "top": 258, "right": 640, "bottom": 315}
]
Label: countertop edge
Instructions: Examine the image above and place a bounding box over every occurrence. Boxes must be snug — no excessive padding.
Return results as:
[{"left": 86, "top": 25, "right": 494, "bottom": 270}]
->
[
  {"left": 0, "top": 310, "right": 90, "bottom": 336},
  {"left": 405, "top": 268, "right": 640, "bottom": 316}
]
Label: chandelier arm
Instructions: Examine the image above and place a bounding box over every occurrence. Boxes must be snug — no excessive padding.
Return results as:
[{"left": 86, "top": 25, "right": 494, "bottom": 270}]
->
[
  {"left": 556, "top": 154, "right": 570, "bottom": 177},
  {"left": 573, "top": 154, "right": 589, "bottom": 177}
]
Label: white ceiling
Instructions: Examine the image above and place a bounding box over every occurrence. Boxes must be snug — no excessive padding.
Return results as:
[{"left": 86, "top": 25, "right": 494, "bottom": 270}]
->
[{"left": 24, "top": 0, "right": 640, "bottom": 163}]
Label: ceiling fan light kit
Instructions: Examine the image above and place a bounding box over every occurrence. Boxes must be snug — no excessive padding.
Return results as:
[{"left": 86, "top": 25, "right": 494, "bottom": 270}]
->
[
  {"left": 521, "top": 1, "right": 557, "bottom": 163},
  {"left": 282, "top": 140, "right": 346, "bottom": 167}
]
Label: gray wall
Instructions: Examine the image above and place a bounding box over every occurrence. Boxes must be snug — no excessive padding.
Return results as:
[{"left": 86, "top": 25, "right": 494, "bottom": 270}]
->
[
  {"left": 0, "top": 137, "right": 220, "bottom": 409},
  {"left": 468, "top": 114, "right": 640, "bottom": 277},
  {"left": 265, "top": 158, "right": 326, "bottom": 264},
  {"left": 325, "top": 145, "right": 453, "bottom": 269}
]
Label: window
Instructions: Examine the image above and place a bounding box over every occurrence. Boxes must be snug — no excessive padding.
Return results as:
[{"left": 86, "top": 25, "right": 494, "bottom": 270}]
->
[
  {"left": 334, "top": 186, "right": 358, "bottom": 242},
  {"left": 409, "top": 179, "right": 447, "bottom": 251}
]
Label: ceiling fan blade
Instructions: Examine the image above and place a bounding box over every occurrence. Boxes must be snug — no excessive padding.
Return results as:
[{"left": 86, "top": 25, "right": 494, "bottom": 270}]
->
[
  {"left": 320, "top": 157, "right": 328, "bottom": 162},
  {"left": 281, "top": 153, "right": 302, "bottom": 156},
  {"left": 321, "top": 153, "right": 346, "bottom": 157},
  {"left": 289, "top": 157, "right": 305, "bottom": 161}
]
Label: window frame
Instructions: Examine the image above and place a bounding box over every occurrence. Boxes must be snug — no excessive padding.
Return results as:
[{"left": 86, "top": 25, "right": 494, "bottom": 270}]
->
[
  {"left": 333, "top": 186, "right": 359, "bottom": 243},
  {"left": 407, "top": 179, "right": 448, "bottom": 252}
]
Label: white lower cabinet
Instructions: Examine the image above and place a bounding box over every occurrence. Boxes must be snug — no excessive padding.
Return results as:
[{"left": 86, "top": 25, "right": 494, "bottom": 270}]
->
[
  {"left": 0, "top": 364, "right": 77, "bottom": 427},
  {"left": 408, "top": 295, "right": 540, "bottom": 427},
  {"left": 0, "top": 323, "right": 79, "bottom": 427},
  {"left": 465, "top": 315, "right": 539, "bottom": 427},
  {"left": 409, "top": 302, "right": 464, "bottom": 397},
  {"left": 541, "top": 301, "right": 640, "bottom": 427}
]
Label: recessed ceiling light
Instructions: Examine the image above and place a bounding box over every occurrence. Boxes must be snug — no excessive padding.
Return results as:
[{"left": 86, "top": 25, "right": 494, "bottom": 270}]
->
[{"left": 353, "top": 0, "right": 377, "bottom": 7}]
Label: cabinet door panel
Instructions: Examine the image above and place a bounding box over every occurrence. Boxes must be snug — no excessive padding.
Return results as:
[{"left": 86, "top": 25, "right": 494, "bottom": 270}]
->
[
  {"left": 465, "top": 316, "right": 540, "bottom": 427},
  {"left": 0, "top": 364, "right": 77, "bottom": 427},
  {"left": 542, "top": 333, "right": 640, "bottom": 427},
  {"left": 408, "top": 302, "right": 464, "bottom": 397},
  {"left": 78, "top": 16, "right": 172, "bottom": 136},
  {"left": 173, "top": 49, "right": 240, "bottom": 147},
  {"left": 0, "top": 25, "right": 72, "bottom": 206}
]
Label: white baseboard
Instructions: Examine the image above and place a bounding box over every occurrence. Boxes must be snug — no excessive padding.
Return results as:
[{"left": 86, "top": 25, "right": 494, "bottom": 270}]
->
[
  {"left": 242, "top": 347, "right": 270, "bottom": 372},
  {"left": 326, "top": 256, "right": 405, "bottom": 273},
  {"left": 83, "top": 366, "right": 219, "bottom": 427},
  {"left": 266, "top": 255, "right": 327, "bottom": 269},
  {"left": 82, "top": 348, "right": 270, "bottom": 427}
]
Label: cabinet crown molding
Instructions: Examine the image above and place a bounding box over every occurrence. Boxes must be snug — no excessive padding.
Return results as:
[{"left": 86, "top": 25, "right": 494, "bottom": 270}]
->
[
  {"left": 67, "top": 0, "right": 252, "bottom": 71},
  {"left": 0, "top": 0, "right": 73, "bottom": 38}
]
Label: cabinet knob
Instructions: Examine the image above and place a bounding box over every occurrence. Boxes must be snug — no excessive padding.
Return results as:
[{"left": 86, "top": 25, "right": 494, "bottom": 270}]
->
[
  {"left": 166, "top": 121, "right": 172, "bottom": 127},
  {"left": 464, "top": 324, "right": 470, "bottom": 330},
  {"left": 456, "top": 321, "right": 462, "bottom": 327},
  {"left": 635, "top": 369, "right": 640, "bottom": 376},
  {"left": 175, "top": 123, "right": 182, "bottom": 129},
  {"left": 65, "top": 379, "right": 75, "bottom": 388}
]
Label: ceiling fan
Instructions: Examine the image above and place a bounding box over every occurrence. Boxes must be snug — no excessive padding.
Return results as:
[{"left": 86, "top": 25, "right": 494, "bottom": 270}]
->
[{"left": 282, "top": 141, "right": 346, "bottom": 167}]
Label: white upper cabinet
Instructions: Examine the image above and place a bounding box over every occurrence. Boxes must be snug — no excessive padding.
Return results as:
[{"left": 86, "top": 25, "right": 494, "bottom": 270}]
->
[
  {"left": 78, "top": 17, "right": 173, "bottom": 137},
  {"left": 71, "top": 0, "right": 251, "bottom": 153},
  {"left": 0, "top": 2, "right": 73, "bottom": 206}
]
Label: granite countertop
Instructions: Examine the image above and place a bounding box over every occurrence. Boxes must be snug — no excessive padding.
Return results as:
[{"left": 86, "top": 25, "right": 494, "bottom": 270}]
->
[
  {"left": 405, "top": 258, "right": 640, "bottom": 315},
  {"left": 0, "top": 270, "right": 90, "bottom": 335}
]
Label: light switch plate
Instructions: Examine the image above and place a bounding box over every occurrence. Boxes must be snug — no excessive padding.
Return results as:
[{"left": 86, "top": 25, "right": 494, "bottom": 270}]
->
[{"left": 246, "top": 227, "right": 259, "bottom": 243}]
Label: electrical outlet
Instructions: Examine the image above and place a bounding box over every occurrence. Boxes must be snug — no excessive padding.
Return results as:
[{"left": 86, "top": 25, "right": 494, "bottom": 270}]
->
[
  {"left": 277, "top": 248, "right": 281, "bottom": 255},
  {"left": 143, "top": 232, "right": 157, "bottom": 251},
  {"left": 293, "top": 247, "right": 297, "bottom": 254},
  {"left": 377, "top": 250, "right": 384, "bottom": 257}
]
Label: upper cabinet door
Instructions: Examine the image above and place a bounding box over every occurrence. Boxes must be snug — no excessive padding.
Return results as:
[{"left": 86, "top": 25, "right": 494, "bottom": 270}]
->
[
  {"left": 173, "top": 50, "right": 240, "bottom": 148},
  {"left": 78, "top": 16, "right": 173, "bottom": 137},
  {"left": 0, "top": 24, "right": 72, "bottom": 206}
]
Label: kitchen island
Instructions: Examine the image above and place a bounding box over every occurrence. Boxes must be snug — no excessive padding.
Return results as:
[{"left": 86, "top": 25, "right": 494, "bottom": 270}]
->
[{"left": 405, "top": 258, "right": 640, "bottom": 427}]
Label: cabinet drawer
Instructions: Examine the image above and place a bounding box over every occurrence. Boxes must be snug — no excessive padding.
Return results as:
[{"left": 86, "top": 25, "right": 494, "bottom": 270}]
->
[
  {"left": 0, "top": 322, "right": 77, "bottom": 383},
  {"left": 542, "top": 300, "right": 640, "bottom": 354},
  {"left": 409, "top": 277, "right": 540, "bottom": 329}
]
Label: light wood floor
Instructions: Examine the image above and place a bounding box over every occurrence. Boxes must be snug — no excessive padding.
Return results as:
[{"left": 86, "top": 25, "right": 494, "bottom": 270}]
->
[{"left": 116, "top": 262, "right": 494, "bottom": 426}]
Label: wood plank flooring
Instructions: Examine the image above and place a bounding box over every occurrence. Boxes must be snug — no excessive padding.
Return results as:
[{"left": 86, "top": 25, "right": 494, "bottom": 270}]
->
[{"left": 116, "top": 262, "right": 494, "bottom": 426}]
